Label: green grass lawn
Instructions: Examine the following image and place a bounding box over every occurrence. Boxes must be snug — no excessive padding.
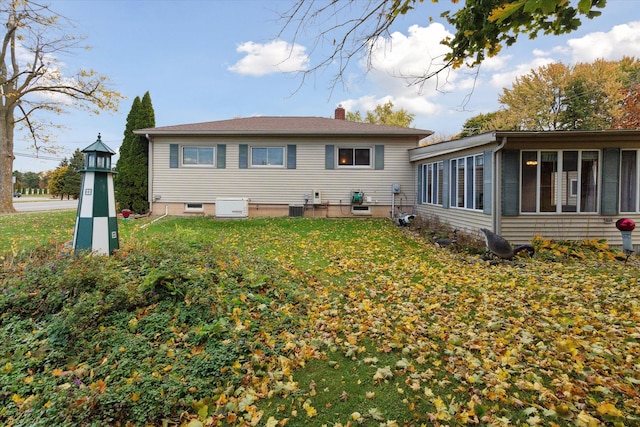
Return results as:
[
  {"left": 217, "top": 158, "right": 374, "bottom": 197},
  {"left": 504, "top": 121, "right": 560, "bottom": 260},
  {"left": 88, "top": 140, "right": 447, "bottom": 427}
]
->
[{"left": 1, "top": 214, "right": 639, "bottom": 426}]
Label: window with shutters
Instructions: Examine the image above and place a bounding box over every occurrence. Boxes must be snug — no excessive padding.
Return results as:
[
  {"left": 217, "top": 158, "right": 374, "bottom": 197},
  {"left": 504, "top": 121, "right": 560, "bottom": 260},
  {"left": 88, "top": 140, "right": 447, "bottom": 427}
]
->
[
  {"left": 182, "top": 146, "right": 215, "bottom": 167},
  {"left": 521, "top": 150, "right": 599, "bottom": 213},
  {"left": 338, "top": 148, "right": 371, "bottom": 167},
  {"left": 251, "top": 147, "right": 285, "bottom": 167}
]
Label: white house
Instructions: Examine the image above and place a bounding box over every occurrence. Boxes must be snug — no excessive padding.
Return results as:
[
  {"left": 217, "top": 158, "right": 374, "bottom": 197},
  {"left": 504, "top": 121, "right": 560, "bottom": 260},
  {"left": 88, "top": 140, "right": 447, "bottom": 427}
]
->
[
  {"left": 134, "top": 109, "right": 640, "bottom": 248},
  {"left": 134, "top": 107, "right": 432, "bottom": 219}
]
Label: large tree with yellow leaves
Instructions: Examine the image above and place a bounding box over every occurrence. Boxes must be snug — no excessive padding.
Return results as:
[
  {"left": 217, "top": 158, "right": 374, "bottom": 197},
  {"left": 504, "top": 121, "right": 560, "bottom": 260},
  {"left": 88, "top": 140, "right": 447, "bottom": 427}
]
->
[{"left": 0, "top": 1, "right": 123, "bottom": 214}]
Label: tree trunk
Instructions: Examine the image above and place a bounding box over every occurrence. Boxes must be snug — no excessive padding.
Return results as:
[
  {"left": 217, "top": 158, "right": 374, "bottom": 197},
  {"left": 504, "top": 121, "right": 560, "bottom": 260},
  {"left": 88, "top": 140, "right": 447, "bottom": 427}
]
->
[{"left": 0, "top": 107, "right": 16, "bottom": 214}]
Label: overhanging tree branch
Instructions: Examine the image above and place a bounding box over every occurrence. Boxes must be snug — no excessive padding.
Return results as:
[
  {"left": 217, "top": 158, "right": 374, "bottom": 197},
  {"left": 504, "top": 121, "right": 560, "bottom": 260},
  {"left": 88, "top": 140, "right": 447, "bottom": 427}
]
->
[{"left": 279, "top": 0, "right": 607, "bottom": 90}]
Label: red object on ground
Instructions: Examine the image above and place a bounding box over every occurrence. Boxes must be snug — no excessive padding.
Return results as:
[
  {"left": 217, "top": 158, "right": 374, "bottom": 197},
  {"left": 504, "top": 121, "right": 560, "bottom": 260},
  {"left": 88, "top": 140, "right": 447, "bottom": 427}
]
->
[
  {"left": 615, "top": 218, "right": 635, "bottom": 231},
  {"left": 121, "top": 209, "right": 131, "bottom": 219}
]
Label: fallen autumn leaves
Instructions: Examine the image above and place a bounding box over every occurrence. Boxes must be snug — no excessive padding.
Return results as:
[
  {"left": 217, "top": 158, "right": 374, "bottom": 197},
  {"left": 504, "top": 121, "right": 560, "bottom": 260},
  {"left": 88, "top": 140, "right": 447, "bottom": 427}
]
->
[{"left": 1, "top": 217, "right": 639, "bottom": 426}]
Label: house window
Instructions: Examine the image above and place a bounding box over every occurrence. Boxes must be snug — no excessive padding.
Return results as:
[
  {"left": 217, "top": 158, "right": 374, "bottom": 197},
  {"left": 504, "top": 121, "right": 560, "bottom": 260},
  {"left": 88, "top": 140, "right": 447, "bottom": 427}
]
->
[
  {"left": 421, "top": 161, "right": 443, "bottom": 205},
  {"left": 449, "top": 154, "right": 484, "bottom": 210},
  {"left": 338, "top": 148, "right": 371, "bottom": 167},
  {"left": 183, "top": 146, "right": 214, "bottom": 166},
  {"left": 621, "top": 150, "right": 638, "bottom": 212},
  {"left": 251, "top": 147, "right": 284, "bottom": 167},
  {"left": 521, "top": 150, "right": 599, "bottom": 213},
  {"left": 185, "top": 203, "right": 204, "bottom": 212}
]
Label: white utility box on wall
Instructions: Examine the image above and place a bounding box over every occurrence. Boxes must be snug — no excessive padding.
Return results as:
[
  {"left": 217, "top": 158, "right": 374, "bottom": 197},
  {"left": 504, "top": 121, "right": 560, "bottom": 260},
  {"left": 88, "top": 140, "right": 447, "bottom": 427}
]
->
[
  {"left": 215, "top": 198, "right": 249, "bottom": 218},
  {"left": 312, "top": 190, "right": 322, "bottom": 204}
]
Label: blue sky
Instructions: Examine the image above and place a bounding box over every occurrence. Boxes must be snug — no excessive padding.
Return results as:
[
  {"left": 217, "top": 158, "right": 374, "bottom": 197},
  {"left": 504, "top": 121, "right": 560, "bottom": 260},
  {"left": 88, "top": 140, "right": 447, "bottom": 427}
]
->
[{"left": 13, "top": 0, "right": 640, "bottom": 172}]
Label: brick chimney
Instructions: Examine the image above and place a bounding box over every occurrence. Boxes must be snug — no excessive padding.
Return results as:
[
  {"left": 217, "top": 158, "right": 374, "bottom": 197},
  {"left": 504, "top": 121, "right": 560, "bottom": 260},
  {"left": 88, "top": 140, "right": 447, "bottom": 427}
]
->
[{"left": 334, "top": 105, "right": 346, "bottom": 120}]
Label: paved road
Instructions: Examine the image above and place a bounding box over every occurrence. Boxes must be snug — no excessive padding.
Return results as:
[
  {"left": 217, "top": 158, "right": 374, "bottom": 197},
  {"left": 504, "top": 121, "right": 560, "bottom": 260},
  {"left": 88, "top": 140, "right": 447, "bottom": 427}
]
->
[{"left": 13, "top": 197, "right": 78, "bottom": 212}]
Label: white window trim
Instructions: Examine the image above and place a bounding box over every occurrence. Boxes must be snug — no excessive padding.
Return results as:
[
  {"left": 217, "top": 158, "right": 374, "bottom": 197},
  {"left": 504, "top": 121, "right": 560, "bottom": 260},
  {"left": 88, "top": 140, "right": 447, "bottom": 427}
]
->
[
  {"left": 184, "top": 203, "right": 204, "bottom": 212},
  {"left": 351, "top": 205, "right": 372, "bottom": 215},
  {"left": 182, "top": 146, "right": 215, "bottom": 168},
  {"left": 421, "top": 161, "right": 443, "bottom": 206},
  {"left": 520, "top": 149, "right": 600, "bottom": 214},
  {"left": 450, "top": 154, "right": 483, "bottom": 211},
  {"left": 337, "top": 147, "right": 373, "bottom": 168},
  {"left": 250, "top": 146, "right": 285, "bottom": 168}
]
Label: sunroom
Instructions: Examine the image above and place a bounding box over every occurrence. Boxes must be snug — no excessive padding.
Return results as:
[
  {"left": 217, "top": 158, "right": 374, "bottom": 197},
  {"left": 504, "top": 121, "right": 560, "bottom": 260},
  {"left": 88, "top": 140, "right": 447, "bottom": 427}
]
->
[{"left": 410, "top": 130, "right": 640, "bottom": 248}]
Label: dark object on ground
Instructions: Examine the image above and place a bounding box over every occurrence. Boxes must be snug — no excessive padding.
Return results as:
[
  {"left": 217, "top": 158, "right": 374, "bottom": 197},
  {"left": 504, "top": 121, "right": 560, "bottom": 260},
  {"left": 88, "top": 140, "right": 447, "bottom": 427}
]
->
[
  {"left": 480, "top": 228, "right": 534, "bottom": 260},
  {"left": 13, "top": 192, "right": 21, "bottom": 197},
  {"left": 432, "top": 229, "right": 458, "bottom": 248}
]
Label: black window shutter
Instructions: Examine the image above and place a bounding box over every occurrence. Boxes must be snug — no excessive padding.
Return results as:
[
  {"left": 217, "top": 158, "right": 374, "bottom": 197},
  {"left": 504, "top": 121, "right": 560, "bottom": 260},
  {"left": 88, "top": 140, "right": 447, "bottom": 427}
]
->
[
  {"left": 601, "top": 148, "right": 620, "bottom": 215},
  {"left": 501, "top": 149, "right": 520, "bottom": 216},
  {"left": 374, "top": 145, "right": 384, "bottom": 170},
  {"left": 169, "top": 144, "right": 179, "bottom": 168},
  {"left": 417, "top": 164, "right": 423, "bottom": 204},
  {"left": 287, "top": 144, "right": 297, "bottom": 169},
  {"left": 239, "top": 144, "right": 248, "bottom": 169},
  {"left": 325, "top": 145, "right": 335, "bottom": 169},
  {"left": 217, "top": 144, "right": 226, "bottom": 169}
]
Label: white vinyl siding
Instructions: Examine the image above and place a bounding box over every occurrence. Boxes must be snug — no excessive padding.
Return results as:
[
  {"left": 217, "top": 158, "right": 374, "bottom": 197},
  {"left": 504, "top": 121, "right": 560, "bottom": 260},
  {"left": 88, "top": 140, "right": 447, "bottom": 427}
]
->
[
  {"left": 414, "top": 203, "right": 492, "bottom": 236},
  {"left": 151, "top": 137, "right": 416, "bottom": 206},
  {"left": 500, "top": 214, "right": 640, "bottom": 246}
]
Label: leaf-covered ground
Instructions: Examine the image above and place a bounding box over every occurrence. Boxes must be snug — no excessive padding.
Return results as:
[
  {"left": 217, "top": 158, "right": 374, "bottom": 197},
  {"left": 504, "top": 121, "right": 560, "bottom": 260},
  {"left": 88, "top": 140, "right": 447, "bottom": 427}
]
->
[{"left": 1, "top": 217, "right": 639, "bottom": 426}]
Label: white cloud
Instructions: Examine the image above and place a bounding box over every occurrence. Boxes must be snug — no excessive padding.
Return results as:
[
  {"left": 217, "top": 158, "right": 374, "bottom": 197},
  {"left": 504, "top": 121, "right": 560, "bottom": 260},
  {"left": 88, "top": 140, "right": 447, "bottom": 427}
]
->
[
  {"left": 366, "top": 23, "right": 455, "bottom": 94},
  {"left": 489, "top": 57, "right": 556, "bottom": 89},
  {"left": 333, "top": 18, "right": 640, "bottom": 133},
  {"left": 339, "top": 23, "right": 455, "bottom": 117},
  {"left": 484, "top": 20, "right": 640, "bottom": 91},
  {"left": 567, "top": 21, "right": 640, "bottom": 62},
  {"left": 480, "top": 55, "right": 510, "bottom": 71},
  {"left": 229, "top": 40, "right": 309, "bottom": 76},
  {"left": 340, "top": 93, "right": 441, "bottom": 118}
]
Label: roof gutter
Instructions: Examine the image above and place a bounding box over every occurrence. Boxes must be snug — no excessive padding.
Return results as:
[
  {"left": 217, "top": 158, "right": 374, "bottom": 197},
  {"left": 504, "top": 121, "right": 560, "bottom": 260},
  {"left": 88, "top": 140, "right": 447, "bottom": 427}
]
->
[{"left": 408, "top": 131, "right": 498, "bottom": 162}]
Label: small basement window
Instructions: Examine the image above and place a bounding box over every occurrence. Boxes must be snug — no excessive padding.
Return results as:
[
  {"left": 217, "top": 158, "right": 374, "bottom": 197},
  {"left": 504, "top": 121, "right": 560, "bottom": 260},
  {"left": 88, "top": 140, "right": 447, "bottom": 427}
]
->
[
  {"left": 351, "top": 205, "right": 371, "bottom": 215},
  {"left": 185, "top": 203, "right": 204, "bottom": 212}
]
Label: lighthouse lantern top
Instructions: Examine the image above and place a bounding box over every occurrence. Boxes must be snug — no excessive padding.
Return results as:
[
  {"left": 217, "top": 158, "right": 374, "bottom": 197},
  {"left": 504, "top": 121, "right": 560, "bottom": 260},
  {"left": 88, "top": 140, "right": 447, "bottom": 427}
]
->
[
  {"left": 82, "top": 133, "right": 116, "bottom": 172},
  {"left": 616, "top": 218, "right": 636, "bottom": 232}
]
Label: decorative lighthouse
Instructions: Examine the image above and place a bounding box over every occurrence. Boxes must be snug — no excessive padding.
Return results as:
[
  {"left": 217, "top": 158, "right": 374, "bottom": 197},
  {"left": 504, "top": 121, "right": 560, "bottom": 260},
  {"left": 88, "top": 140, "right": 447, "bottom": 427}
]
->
[
  {"left": 615, "top": 218, "right": 635, "bottom": 258},
  {"left": 72, "top": 134, "right": 119, "bottom": 255}
]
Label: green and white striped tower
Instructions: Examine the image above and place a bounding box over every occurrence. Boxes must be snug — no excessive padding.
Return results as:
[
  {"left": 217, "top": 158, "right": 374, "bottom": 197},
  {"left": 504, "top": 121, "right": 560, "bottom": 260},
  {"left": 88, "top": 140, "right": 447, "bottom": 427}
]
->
[{"left": 72, "top": 134, "right": 119, "bottom": 255}]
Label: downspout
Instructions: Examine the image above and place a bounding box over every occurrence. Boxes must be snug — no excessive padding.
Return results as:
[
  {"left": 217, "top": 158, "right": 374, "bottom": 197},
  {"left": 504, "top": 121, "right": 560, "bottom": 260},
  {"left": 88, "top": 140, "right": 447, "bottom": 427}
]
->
[
  {"left": 146, "top": 134, "right": 153, "bottom": 214},
  {"left": 492, "top": 136, "right": 507, "bottom": 233},
  {"left": 141, "top": 204, "right": 168, "bottom": 229}
]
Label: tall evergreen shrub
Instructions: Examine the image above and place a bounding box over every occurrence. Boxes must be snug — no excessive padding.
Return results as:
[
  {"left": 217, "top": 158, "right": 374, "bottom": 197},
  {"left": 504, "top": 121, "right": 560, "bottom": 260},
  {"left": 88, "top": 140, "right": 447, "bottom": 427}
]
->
[{"left": 115, "top": 92, "right": 156, "bottom": 213}]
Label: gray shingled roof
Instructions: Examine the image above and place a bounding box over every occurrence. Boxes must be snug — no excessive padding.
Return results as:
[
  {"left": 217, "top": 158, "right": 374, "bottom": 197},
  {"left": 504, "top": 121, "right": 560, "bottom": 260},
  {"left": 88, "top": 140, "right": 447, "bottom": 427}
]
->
[{"left": 134, "top": 116, "right": 432, "bottom": 139}]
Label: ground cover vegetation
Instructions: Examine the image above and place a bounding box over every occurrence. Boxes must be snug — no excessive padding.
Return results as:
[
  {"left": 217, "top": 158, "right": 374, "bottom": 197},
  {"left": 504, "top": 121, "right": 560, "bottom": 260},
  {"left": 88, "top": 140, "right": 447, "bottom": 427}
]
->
[{"left": 1, "top": 214, "right": 639, "bottom": 426}]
